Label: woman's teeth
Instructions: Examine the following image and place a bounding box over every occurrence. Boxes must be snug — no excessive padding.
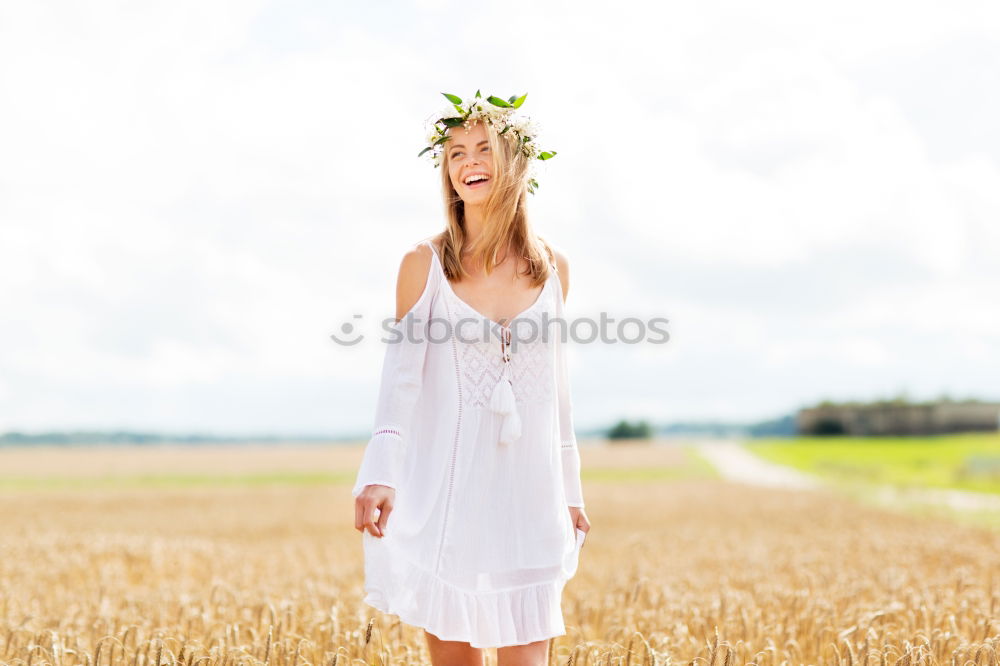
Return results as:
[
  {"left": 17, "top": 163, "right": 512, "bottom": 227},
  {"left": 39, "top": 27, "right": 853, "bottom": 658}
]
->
[{"left": 464, "top": 175, "right": 490, "bottom": 188}]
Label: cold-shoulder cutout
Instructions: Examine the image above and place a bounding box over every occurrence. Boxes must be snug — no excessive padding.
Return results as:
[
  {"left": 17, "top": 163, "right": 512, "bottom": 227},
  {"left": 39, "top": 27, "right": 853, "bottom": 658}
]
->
[
  {"left": 395, "top": 242, "right": 434, "bottom": 323},
  {"left": 550, "top": 247, "right": 570, "bottom": 305}
]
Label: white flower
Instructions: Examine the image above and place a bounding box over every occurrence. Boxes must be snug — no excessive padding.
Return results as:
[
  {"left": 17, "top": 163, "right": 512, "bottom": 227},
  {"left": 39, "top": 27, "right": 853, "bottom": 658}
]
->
[{"left": 511, "top": 116, "right": 538, "bottom": 139}]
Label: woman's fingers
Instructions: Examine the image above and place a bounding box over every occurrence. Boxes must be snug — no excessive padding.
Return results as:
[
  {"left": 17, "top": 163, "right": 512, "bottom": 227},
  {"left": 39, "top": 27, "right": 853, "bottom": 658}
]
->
[
  {"left": 355, "top": 498, "right": 365, "bottom": 532},
  {"left": 375, "top": 500, "right": 392, "bottom": 536},
  {"left": 363, "top": 504, "right": 382, "bottom": 537}
]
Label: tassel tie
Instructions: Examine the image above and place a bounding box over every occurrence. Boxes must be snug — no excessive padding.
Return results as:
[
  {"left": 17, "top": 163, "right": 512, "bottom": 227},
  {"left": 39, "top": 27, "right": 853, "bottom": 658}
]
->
[{"left": 489, "top": 326, "right": 521, "bottom": 445}]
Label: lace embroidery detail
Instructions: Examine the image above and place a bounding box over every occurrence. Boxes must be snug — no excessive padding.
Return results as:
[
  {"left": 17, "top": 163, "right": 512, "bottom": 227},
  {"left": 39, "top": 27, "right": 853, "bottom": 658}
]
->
[
  {"left": 459, "top": 332, "right": 507, "bottom": 408},
  {"left": 508, "top": 326, "right": 553, "bottom": 405},
  {"left": 447, "top": 283, "right": 555, "bottom": 408},
  {"left": 373, "top": 427, "right": 402, "bottom": 438}
]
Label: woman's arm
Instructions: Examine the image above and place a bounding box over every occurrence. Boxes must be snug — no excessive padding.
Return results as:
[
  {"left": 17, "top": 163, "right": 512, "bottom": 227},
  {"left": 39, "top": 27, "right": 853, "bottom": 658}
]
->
[
  {"left": 553, "top": 248, "right": 585, "bottom": 509},
  {"left": 351, "top": 243, "right": 434, "bottom": 501}
]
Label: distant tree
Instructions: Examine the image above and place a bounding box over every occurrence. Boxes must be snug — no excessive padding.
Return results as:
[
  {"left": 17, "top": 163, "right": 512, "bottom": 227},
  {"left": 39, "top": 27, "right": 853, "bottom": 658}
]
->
[
  {"left": 811, "top": 418, "right": 845, "bottom": 436},
  {"left": 607, "top": 419, "right": 653, "bottom": 440}
]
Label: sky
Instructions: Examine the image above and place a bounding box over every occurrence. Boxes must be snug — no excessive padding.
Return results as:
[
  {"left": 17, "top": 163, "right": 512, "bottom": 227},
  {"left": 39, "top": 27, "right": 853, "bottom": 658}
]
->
[{"left": 1, "top": 0, "right": 999, "bottom": 436}]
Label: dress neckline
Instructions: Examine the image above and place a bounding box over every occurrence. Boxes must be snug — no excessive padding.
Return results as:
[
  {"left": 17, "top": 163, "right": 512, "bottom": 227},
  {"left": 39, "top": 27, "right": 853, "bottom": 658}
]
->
[{"left": 425, "top": 239, "right": 552, "bottom": 331}]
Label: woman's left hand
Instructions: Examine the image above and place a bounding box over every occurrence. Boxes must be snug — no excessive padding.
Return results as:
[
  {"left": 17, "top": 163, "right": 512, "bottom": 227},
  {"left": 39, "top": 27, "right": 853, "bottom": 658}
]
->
[{"left": 569, "top": 506, "right": 590, "bottom": 536}]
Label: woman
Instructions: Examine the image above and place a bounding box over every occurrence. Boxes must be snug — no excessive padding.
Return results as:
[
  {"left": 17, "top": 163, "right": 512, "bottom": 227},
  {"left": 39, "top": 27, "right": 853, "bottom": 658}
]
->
[{"left": 352, "top": 92, "right": 589, "bottom": 666}]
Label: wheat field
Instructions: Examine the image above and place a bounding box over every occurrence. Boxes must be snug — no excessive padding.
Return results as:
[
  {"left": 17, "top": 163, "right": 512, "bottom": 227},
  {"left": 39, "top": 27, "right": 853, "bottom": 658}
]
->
[{"left": 2, "top": 441, "right": 999, "bottom": 665}]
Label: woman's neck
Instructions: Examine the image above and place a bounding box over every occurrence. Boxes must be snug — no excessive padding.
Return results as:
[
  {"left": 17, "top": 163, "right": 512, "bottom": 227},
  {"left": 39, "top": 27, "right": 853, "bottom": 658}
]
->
[
  {"left": 462, "top": 203, "right": 486, "bottom": 244},
  {"left": 460, "top": 204, "right": 514, "bottom": 265}
]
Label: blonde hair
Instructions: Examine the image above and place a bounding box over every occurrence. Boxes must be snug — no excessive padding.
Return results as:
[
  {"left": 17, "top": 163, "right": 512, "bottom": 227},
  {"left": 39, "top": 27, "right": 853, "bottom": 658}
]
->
[{"left": 435, "top": 118, "right": 555, "bottom": 287}]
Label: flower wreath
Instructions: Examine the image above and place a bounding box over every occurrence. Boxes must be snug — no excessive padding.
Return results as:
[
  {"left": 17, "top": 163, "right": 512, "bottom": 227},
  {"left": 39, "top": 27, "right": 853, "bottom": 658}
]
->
[{"left": 418, "top": 90, "right": 557, "bottom": 195}]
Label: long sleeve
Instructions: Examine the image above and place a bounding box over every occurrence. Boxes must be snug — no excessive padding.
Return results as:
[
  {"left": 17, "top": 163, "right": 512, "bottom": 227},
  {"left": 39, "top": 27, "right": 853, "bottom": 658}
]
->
[
  {"left": 553, "top": 273, "right": 585, "bottom": 509},
  {"left": 351, "top": 263, "right": 436, "bottom": 499}
]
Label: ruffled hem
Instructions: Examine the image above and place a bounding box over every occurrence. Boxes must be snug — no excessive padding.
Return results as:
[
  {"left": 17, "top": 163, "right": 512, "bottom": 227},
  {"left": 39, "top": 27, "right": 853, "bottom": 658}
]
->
[{"left": 360, "top": 529, "right": 586, "bottom": 649}]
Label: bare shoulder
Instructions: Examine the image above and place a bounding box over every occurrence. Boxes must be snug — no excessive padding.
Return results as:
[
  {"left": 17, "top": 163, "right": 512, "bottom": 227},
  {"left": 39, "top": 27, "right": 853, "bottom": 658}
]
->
[
  {"left": 395, "top": 241, "right": 433, "bottom": 321},
  {"left": 550, "top": 245, "right": 570, "bottom": 304}
]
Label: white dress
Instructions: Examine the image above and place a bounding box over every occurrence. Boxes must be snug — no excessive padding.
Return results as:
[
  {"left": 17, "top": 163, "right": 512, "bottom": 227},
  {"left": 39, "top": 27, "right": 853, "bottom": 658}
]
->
[{"left": 351, "top": 237, "right": 586, "bottom": 649}]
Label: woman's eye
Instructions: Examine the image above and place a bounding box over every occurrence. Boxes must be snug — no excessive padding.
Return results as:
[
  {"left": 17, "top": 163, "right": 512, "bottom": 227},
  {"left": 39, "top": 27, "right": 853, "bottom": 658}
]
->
[{"left": 452, "top": 152, "right": 463, "bottom": 158}]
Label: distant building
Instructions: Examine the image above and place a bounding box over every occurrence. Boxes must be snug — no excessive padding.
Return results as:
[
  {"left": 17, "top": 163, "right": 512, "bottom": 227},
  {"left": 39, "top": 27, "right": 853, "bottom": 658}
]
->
[{"left": 797, "top": 399, "right": 1000, "bottom": 436}]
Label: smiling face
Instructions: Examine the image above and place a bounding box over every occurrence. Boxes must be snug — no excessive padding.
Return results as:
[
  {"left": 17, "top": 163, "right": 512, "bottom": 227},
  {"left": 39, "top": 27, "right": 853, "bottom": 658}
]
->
[{"left": 446, "top": 119, "right": 493, "bottom": 205}]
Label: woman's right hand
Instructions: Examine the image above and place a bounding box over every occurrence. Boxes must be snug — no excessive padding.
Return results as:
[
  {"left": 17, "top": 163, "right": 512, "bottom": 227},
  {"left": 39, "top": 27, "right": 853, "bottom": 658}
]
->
[{"left": 354, "top": 484, "right": 395, "bottom": 538}]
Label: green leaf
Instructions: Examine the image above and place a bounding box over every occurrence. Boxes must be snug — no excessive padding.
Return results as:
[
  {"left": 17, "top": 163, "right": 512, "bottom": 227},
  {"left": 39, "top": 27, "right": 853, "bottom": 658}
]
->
[
  {"left": 434, "top": 135, "right": 451, "bottom": 145},
  {"left": 498, "top": 125, "right": 511, "bottom": 135},
  {"left": 512, "top": 93, "right": 527, "bottom": 108},
  {"left": 486, "top": 95, "right": 512, "bottom": 108},
  {"left": 418, "top": 146, "right": 433, "bottom": 157},
  {"left": 441, "top": 117, "right": 465, "bottom": 127},
  {"left": 522, "top": 135, "right": 531, "bottom": 142},
  {"left": 508, "top": 95, "right": 517, "bottom": 104},
  {"left": 475, "top": 89, "right": 482, "bottom": 98},
  {"left": 538, "top": 150, "right": 557, "bottom": 160},
  {"left": 442, "top": 92, "right": 463, "bottom": 104},
  {"left": 453, "top": 103, "right": 465, "bottom": 115}
]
